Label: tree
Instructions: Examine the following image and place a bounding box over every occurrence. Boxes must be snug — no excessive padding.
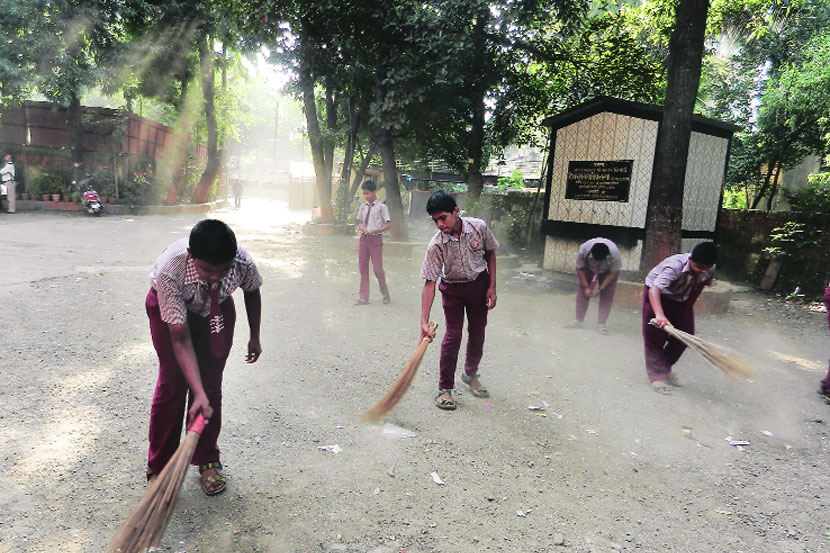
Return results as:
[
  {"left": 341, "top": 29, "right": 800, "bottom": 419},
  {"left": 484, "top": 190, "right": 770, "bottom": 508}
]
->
[
  {"left": 642, "top": 0, "right": 711, "bottom": 271},
  {"left": 1, "top": 0, "right": 150, "bottom": 183}
]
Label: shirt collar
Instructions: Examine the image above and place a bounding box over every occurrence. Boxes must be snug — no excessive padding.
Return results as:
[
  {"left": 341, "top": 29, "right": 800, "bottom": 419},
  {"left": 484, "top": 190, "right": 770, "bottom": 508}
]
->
[{"left": 439, "top": 218, "right": 471, "bottom": 244}]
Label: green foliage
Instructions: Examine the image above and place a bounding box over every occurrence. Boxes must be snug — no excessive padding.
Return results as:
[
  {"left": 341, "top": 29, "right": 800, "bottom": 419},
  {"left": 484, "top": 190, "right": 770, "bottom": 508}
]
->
[
  {"left": 121, "top": 171, "right": 161, "bottom": 206},
  {"left": 29, "top": 173, "right": 71, "bottom": 197},
  {"left": 494, "top": 170, "right": 526, "bottom": 194},
  {"left": 721, "top": 187, "right": 747, "bottom": 210},
  {"left": 764, "top": 221, "right": 820, "bottom": 258},
  {"left": 784, "top": 172, "right": 830, "bottom": 214}
]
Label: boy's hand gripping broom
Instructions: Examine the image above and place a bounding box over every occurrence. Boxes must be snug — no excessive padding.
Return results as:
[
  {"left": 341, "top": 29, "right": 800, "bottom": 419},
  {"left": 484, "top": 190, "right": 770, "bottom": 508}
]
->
[
  {"left": 107, "top": 413, "right": 208, "bottom": 553},
  {"left": 649, "top": 319, "right": 755, "bottom": 380},
  {"left": 362, "top": 322, "right": 438, "bottom": 422}
]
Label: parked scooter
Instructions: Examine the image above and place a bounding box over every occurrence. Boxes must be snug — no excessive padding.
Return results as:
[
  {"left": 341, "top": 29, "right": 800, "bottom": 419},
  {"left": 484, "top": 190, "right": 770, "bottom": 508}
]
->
[{"left": 76, "top": 174, "right": 103, "bottom": 216}]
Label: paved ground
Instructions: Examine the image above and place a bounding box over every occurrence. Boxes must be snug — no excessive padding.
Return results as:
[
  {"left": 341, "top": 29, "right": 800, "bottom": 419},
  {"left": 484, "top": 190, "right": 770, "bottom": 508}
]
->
[{"left": 0, "top": 199, "right": 828, "bottom": 553}]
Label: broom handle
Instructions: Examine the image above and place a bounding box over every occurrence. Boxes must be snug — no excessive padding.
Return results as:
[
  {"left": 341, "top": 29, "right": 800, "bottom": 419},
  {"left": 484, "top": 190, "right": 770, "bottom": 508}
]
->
[{"left": 187, "top": 413, "right": 207, "bottom": 435}]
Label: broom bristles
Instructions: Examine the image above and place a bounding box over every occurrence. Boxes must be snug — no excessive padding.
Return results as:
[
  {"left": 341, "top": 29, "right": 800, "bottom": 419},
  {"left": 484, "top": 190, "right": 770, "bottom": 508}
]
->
[
  {"left": 651, "top": 319, "right": 755, "bottom": 380},
  {"left": 362, "top": 322, "right": 438, "bottom": 422},
  {"left": 108, "top": 415, "right": 206, "bottom": 553}
]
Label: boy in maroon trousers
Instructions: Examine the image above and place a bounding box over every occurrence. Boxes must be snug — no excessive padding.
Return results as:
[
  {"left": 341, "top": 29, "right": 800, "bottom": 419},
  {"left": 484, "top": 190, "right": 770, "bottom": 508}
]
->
[
  {"left": 819, "top": 285, "right": 830, "bottom": 403},
  {"left": 642, "top": 242, "right": 716, "bottom": 394},
  {"left": 146, "top": 219, "right": 263, "bottom": 495},
  {"left": 420, "top": 191, "right": 499, "bottom": 410},
  {"left": 355, "top": 180, "right": 392, "bottom": 305}
]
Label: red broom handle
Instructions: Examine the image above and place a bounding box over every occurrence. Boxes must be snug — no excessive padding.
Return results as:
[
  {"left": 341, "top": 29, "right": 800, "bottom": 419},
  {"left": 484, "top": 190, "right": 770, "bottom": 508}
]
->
[{"left": 187, "top": 413, "right": 208, "bottom": 435}]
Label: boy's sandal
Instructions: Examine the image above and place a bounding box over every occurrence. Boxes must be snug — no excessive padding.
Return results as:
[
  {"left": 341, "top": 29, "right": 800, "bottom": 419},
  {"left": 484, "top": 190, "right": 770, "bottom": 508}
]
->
[
  {"left": 382, "top": 295, "right": 391, "bottom": 304},
  {"left": 354, "top": 299, "right": 369, "bottom": 306},
  {"left": 435, "top": 392, "right": 457, "bottom": 411},
  {"left": 146, "top": 468, "right": 158, "bottom": 486},
  {"left": 665, "top": 374, "right": 681, "bottom": 387},
  {"left": 651, "top": 384, "right": 672, "bottom": 394},
  {"left": 461, "top": 372, "right": 490, "bottom": 398},
  {"left": 199, "top": 462, "right": 227, "bottom": 496}
]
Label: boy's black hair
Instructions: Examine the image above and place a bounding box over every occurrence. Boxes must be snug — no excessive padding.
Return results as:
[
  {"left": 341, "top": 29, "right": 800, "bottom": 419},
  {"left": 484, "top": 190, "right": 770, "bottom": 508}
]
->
[
  {"left": 189, "top": 219, "right": 237, "bottom": 265},
  {"left": 361, "top": 180, "right": 377, "bottom": 192},
  {"left": 690, "top": 241, "right": 717, "bottom": 266},
  {"left": 590, "top": 242, "right": 610, "bottom": 261},
  {"left": 426, "top": 190, "right": 457, "bottom": 215}
]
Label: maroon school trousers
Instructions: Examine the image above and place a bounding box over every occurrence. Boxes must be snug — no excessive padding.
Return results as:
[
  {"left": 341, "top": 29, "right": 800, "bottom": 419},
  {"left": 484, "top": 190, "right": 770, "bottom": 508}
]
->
[
  {"left": 641, "top": 285, "right": 702, "bottom": 383},
  {"left": 145, "top": 287, "right": 236, "bottom": 474},
  {"left": 438, "top": 271, "right": 489, "bottom": 390},
  {"left": 575, "top": 270, "right": 619, "bottom": 325},
  {"left": 820, "top": 287, "right": 830, "bottom": 395},
  {"left": 358, "top": 234, "right": 389, "bottom": 301}
]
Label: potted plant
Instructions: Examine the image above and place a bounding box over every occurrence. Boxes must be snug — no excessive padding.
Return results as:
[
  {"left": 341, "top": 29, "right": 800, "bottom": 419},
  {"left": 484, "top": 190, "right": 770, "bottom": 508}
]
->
[{"left": 21, "top": 192, "right": 30, "bottom": 200}]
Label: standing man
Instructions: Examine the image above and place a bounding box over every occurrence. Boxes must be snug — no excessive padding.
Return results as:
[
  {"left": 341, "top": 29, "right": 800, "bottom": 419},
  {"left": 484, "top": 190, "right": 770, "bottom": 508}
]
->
[
  {"left": 232, "top": 177, "right": 243, "bottom": 209},
  {"left": 355, "top": 180, "right": 391, "bottom": 305},
  {"left": 642, "top": 242, "right": 717, "bottom": 394},
  {"left": 1, "top": 154, "right": 16, "bottom": 213},
  {"left": 564, "top": 238, "right": 622, "bottom": 334},
  {"left": 146, "top": 219, "right": 263, "bottom": 495},
  {"left": 420, "top": 191, "right": 499, "bottom": 410}
]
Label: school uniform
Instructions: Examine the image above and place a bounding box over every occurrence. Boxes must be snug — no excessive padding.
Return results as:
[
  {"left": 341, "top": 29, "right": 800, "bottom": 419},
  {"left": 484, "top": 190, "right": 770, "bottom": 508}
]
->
[
  {"left": 819, "top": 287, "right": 830, "bottom": 395},
  {"left": 420, "top": 217, "right": 499, "bottom": 390},
  {"left": 574, "top": 238, "right": 622, "bottom": 324},
  {"left": 357, "top": 200, "right": 391, "bottom": 301},
  {"left": 642, "top": 253, "right": 715, "bottom": 382},
  {"left": 146, "top": 238, "right": 263, "bottom": 475}
]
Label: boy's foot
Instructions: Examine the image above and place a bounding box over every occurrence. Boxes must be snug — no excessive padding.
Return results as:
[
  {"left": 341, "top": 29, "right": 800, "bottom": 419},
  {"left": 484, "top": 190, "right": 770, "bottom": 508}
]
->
[
  {"left": 597, "top": 324, "right": 609, "bottom": 335},
  {"left": 461, "top": 372, "right": 489, "bottom": 398},
  {"left": 354, "top": 299, "right": 369, "bottom": 306},
  {"left": 651, "top": 381, "right": 671, "bottom": 394},
  {"left": 435, "top": 391, "right": 456, "bottom": 410},
  {"left": 146, "top": 468, "right": 158, "bottom": 487},
  {"left": 199, "top": 462, "right": 227, "bottom": 496},
  {"left": 382, "top": 295, "right": 391, "bottom": 304},
  {"left": 666, "top": 372, "right": 681, "bottom": 387},
  {"left": 564, "top": 320, "right": 583, "bottom": 329}
]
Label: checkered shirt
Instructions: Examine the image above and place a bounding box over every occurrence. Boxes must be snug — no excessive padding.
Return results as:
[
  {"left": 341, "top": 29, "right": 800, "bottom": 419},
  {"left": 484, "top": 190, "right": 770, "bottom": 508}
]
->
[
  {"left": 420, "top": 217, "right": 499, "bottom": 283},
  {"left": 575, "top": 237, "right": 622, "bottom": 274},
  {"left": 150, "top": 238, "right": 263, "bottom": 325},
  {"left": 645, "top": 253, "right": 715, "bottom": 302}
]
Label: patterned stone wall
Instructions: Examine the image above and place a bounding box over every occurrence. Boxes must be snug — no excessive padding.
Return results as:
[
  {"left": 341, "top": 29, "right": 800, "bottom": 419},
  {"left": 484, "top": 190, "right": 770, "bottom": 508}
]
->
[{"left": 543, "top": 111, "right": 729, "bottom": 273}]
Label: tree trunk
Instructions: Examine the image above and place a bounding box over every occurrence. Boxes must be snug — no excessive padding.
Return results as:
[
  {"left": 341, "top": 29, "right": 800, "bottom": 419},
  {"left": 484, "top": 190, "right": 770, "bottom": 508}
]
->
[
  {"left": 350, "top": 142, "right": 377, "bottom": 196},
  {"left": 375, "top": 58, "right": 405, "bottom": 238},
  {"left": 299, "top": 57, "right": 333, "bottom": 223},
  {"left": 766, "top": 161, "right": 783, "bottom": 211},
  {"left": 192, "top": 33, "right": 221, "bottom": 204},
  {"left": 751, "top": 159, "right": 777, "bottom": 209},
  {"left": 337, "top": 96, "right": 358, "bottom": 224},
  {"left": 641, "top": 0, "right": 710, "bottom": 273},
  {"left": 466, "top": 13, "right": 489, "bottom": 200},
  {"left": 68, "top": 91, "right": 84, "bottom": 185}
]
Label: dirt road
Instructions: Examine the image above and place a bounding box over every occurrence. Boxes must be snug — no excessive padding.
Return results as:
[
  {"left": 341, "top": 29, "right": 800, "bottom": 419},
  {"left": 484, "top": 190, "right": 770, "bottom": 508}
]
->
[{"left": 1, "top": 200, "right": 828, "bottom": 553}]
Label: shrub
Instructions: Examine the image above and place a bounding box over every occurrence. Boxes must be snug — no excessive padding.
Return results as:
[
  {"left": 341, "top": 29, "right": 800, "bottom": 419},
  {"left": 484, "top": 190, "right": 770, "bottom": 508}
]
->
[{"left": 784, "top": 172, "right": 830, "bottom": 214}]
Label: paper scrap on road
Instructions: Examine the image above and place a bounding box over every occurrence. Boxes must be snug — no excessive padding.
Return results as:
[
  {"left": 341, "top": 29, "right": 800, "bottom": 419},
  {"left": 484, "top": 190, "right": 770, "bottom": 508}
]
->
[
  {"left": 318, "top": 444, "right": 342, "bottom": 454},
  {"left": 431, "top": 472, "right": 445, "bottom": 485}
]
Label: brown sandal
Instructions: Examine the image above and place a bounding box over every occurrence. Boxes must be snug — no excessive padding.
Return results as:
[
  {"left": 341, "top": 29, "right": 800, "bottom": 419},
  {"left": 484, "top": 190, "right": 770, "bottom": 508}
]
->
[
  {"left": 199, "top": 461, "right": 227, "bottom": 496},
  {"left": 435, "top": 391, "right": 457, "bottom": 411}
]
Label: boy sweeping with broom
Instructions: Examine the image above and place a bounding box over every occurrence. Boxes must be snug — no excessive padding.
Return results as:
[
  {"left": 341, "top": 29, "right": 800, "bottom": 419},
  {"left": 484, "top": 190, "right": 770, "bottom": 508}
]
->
[
  {"left": 145, "top": 219, "right": 263, "bottom": 495},
  {"left": 420, "top": 191, "right": 499, "bottom": 410},
  {"left": 642, "top": 242, "right": 716, "bottom": 394}
]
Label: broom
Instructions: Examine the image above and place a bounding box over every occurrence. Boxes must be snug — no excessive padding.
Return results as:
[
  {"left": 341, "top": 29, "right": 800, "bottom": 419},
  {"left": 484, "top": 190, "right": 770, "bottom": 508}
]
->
[
  {"left": 362, "top": 322, "right": 438, "bottom": 422},
  {"left": 107, "top": 413, "right": 208, "bottom": 553},
  {"left": 649, "top": 318, "right": 755, "bottom": 380}
]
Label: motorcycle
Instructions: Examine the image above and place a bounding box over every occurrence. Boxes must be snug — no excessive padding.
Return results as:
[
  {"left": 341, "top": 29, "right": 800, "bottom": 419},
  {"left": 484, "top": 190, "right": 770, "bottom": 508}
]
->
[{"left": 76, "top": 175, "right": 103, "bottom": 216}]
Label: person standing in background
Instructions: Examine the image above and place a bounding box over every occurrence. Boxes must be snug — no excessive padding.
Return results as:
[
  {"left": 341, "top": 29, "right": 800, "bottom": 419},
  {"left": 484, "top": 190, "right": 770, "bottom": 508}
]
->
[{"left": 1, "top": 154, "right": 16, "bottom": 213}]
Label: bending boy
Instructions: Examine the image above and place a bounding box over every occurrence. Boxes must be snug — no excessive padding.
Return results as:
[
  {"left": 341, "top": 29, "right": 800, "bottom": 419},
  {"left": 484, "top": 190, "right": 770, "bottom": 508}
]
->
[
  {"left": 146, "top": 219, "right": 263, "bottom": 495},
  {"left": 642, "top": 242, "right": 716, "bottom": 394}
]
